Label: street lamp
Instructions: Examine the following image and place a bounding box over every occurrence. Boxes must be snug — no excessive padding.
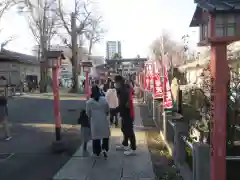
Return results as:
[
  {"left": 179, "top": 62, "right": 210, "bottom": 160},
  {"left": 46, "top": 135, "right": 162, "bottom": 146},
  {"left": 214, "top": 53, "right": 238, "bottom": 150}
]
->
[{"left": 46, "top": 51, "right": 65, "bottom": 144}]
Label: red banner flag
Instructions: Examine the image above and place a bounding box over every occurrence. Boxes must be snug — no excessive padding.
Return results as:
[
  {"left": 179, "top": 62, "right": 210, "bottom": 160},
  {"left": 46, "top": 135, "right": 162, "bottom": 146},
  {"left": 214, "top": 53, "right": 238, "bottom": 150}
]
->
[
  {"left": 144, "top": 61, "right": 154, "bottom": 91},
  {"left": 153, "top": 73, "right": 163, "bottom": 98},
  {"left": 152, "top": 62, "right": 163, "bottom": 98},
  {"left": 163, "top": 64, "right": 173, "bottom": 109}
]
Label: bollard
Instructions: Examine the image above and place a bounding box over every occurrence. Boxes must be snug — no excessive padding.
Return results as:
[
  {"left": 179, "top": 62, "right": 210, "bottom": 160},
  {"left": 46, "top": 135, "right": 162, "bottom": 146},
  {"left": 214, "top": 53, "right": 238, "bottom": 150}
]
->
[
  {"left": 192, "top": 143, "right": 210, "bottom": 180},
  {"left": 178, "top": 90, "right": 183, "bottom": 114},
  {"left": 152, "top": 98, "right": 155, "bottom": 122},
  {"left": 173, "top": 120, "right": 188, "bottom": 165},
  {"left": 143, "top": 91, "right": 146, "bottom": 103}
]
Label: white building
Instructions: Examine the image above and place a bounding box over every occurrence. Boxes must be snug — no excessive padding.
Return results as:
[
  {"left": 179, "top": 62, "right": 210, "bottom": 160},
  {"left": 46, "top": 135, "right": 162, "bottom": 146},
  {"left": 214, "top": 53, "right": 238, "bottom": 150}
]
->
[{"left": 106, "top": 41, "right": 122, "bottom": 59}]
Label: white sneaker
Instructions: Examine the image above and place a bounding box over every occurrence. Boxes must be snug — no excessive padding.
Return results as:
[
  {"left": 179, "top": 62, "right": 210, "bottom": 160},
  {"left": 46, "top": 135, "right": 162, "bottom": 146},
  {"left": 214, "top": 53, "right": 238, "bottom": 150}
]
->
[
  {"left": 92, "top": 153, "right": 101, "bottom": 158},
  {"left": 102, "top": 150, "right": 108, "bottom": 158},
  {"left": 124, "top": 149, "right": 136, "bottom": 156},
  {"left": 4, "top": 136, "right": 12, "bottom": 141},
  {"left": 116, "top": 145, "right": 130, "bottom": 151}
]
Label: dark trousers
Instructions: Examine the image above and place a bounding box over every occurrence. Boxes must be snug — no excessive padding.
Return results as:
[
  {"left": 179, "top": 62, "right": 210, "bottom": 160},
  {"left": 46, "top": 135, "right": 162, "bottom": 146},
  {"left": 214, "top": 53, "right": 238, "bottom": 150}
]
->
[
  {"left": 92, "top": 138, "right": 109, "bottom": 156},
  {"left": 121, "top": 115, "right": 136, "bottom": 150},
  {"left": 83, "top": 142, "right": 87, "bottom": 151},
  {"left": 110, "top": 108, "right": 118, "bottom": 126}
]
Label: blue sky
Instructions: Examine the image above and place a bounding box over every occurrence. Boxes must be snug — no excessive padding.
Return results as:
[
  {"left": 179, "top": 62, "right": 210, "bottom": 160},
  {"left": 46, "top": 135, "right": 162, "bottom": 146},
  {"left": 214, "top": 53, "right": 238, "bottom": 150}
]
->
[{"left": 0, "top": 0, "right": 198, "bottom": 58}]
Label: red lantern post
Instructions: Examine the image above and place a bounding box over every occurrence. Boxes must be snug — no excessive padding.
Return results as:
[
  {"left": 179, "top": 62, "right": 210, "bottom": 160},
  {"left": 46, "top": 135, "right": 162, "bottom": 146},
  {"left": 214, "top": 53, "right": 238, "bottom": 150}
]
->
[
  {"left": 81, "top": 61, "right": 92, "bottom": 99},
  {"left": 190, "top": 2, "right": 240, "bottom": 180},
  {"left": 46, "top": 51, "right": 65, "bottom": 141}
]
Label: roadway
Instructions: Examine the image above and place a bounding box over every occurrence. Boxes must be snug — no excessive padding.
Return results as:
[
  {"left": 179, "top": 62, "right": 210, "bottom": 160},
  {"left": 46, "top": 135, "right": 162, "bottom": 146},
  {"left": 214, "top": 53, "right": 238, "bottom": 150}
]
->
[{"left": 0, "top": 92, "right": 85, "bottom": 180}]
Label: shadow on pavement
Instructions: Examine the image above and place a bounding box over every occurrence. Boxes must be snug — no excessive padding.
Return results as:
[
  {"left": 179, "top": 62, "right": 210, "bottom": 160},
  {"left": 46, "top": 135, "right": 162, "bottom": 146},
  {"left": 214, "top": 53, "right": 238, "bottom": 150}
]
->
[{"left": 0, "top": 122, "right": 82, "bottom": 180}]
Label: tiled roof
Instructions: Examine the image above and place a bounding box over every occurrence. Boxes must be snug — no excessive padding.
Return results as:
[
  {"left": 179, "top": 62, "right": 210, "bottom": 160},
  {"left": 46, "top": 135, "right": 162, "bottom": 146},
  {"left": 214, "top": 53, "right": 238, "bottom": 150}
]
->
[
  {"left": 190, "top": 0, "right": 240, "bottom": 27},
  {"left": 195, "top": 0, "right": 240, "bottom": 11},
  {"left": 0, "top": 49, "right": 39, "bottom": 65}
]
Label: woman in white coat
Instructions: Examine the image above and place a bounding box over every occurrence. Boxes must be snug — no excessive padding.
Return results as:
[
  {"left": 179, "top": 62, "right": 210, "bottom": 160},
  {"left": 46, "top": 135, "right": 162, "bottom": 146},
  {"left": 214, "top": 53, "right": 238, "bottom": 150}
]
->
[{"left": 86, "top": 85, "right": 110, "bottom": 158}]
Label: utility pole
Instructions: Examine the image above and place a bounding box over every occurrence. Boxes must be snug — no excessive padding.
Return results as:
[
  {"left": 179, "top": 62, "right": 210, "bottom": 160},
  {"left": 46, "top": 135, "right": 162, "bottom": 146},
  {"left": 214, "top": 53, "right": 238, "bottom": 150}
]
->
[{"left": 71, "top": 12, "right": 79, "bottom": 93}]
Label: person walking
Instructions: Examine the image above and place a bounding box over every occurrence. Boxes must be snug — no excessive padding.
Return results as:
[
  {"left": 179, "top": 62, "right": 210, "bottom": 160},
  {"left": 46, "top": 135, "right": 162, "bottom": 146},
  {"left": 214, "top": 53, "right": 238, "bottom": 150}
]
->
[
  {"left": 114, "top": 75, "right": 136, "bottom": 156},
  {"left": 0, "top": 93, "right": 11, "bottom": 141},
  {"left": 86, "top": 85, "right": 110, "bottom": 158},
  {"left": 105, "top": 81, "right": 119, "bottom": 127}
]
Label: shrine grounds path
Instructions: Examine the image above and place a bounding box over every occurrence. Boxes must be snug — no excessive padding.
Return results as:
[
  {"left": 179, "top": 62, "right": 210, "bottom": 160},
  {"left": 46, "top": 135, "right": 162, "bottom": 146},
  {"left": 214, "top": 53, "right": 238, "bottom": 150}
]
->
[{"left": 53, "top": 105, "right": 155, "bottom": 180}]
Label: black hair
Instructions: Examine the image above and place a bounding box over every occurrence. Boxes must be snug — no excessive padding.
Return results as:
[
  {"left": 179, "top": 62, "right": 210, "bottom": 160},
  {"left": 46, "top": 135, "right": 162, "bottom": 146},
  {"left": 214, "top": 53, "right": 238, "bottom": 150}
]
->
[
  {"left": 91, "top": 85, "right": 100, "bottom": 101},
  {"left": 114, "top": 75, "right": 124, "bottom": 83},
  {"left": 110, "top": 81, "right": 115, "bottom": 89},
  {"left": 80, "top": 109, "right": 87, "bottom": 117}
]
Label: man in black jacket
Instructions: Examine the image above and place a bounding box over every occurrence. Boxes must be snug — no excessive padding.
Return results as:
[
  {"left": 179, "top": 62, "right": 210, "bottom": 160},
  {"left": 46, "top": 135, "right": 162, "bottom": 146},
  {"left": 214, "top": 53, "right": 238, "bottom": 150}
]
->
[{"left": 114, "top": 75, "right": 136, "bottom": 155}]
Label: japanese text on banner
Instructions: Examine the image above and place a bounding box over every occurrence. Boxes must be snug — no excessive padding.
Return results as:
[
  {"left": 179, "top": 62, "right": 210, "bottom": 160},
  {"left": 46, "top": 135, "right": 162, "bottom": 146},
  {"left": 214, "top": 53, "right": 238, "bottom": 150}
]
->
[
  {"left": 153, "top": 73, "right": 163, "bottom": 98},
  {"left": 163, "top": 65, "right": 173, "bottom": 109}
]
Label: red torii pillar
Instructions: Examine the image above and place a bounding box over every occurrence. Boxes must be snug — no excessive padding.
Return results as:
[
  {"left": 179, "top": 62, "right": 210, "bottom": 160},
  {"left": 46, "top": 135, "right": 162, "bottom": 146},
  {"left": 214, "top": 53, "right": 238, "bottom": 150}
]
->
[{"left": 208, "top": 15, "right": 239, "bottom": 180}]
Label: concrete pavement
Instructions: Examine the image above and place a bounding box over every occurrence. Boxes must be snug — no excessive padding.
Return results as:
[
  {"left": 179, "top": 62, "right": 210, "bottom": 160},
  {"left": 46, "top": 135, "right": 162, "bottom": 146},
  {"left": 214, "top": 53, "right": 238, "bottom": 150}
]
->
[{"left": 53, "top": 106, "right": 156, "bottom": 180}]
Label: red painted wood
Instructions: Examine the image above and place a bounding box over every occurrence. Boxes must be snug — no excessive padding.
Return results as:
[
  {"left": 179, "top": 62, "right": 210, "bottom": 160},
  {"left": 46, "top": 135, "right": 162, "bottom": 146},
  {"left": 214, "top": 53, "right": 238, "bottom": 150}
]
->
[
  {"left": 52, "top": 65, "right": 61, "bottom": 128},
  {"left": 210, "top": 43, "right": 229, "bottom": 180}
]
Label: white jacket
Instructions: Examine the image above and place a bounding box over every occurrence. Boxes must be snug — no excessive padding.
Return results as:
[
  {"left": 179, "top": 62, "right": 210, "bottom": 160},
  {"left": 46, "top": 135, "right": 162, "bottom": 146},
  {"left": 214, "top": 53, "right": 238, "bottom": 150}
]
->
[{"left": 105, "top": 88, "right": 119, "bottom": 109}]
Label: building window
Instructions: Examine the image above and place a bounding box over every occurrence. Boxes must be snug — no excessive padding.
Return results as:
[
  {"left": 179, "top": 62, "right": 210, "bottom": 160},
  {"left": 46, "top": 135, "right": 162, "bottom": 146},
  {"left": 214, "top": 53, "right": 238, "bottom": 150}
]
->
[{"left": 215, "top": 14, "right": 237, "bottom": 37}]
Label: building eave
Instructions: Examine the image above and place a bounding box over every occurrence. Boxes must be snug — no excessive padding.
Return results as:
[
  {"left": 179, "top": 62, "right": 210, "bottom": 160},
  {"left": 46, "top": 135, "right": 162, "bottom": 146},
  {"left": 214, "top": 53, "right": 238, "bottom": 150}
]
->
[{"left": 190, "top": 6, "right": 204, "bottom": 27}]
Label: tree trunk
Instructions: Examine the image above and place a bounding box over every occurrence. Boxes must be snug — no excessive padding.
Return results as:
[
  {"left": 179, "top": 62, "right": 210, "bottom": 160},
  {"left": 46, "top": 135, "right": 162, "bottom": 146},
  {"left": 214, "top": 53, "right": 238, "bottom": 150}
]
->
[
  {"left": 70, "top": 13, "right": 79, "bottom": 93},
  {"left": 39, "top": 8, "right": 48, "bottom": 93},
  {"left": 40, "top": 43, "right": 48, "bottom": 93},
  {"left": 88, "top": 38, "right": 93, "bottom": 60}
]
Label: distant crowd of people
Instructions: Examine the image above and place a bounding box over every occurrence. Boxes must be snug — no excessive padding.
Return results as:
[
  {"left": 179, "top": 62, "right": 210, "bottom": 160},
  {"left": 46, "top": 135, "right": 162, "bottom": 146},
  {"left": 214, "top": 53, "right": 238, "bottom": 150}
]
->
[{"left": 78, "top": 75, "right": 136, "bottom": 157}]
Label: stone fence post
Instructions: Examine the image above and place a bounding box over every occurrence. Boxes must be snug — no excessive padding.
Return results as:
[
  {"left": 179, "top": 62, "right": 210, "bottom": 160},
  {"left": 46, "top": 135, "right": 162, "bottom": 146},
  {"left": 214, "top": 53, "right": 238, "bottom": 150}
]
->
[
  {"left": 192, "top": 143, "right": 210, "bottom": 180},
  {"left": 173, "top": 120, "right": 188, "bottom": 165}
]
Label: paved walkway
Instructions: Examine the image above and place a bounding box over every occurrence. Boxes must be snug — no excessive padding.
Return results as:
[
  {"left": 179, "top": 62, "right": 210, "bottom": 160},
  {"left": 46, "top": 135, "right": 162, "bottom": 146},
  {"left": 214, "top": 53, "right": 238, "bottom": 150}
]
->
[{"left": 53, "top": 107, "right": 155, "bottom": 180}]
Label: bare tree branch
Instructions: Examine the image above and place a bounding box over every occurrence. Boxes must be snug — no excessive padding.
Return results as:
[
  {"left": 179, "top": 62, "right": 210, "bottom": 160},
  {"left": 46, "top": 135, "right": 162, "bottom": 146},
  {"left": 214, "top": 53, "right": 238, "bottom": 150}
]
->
[
  {"left": 19, "top": 0, "right": 59, "bottom": 49},
  {"left": 57, "top": 34, "right": 72, "bottom": 49},
  {"left": 84, "top": 15, "right": 105, "bottom": 57},
  {"left": 57, "top": 0, "right": 71, "bottom": 35},
  {"left": 0, "top": 36, "right": 16, "bottom": 49},
  {"left": 150, "top": 31, "right": 186, "bottom": 69}
]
